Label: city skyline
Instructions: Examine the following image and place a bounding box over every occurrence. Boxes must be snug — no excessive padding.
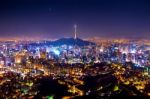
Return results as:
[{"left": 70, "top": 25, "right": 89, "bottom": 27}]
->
[
  {"left": 0, "top": 0, "right": 150, "bottom": 39},
  {"left": 1, "top": 0, "right": 150, "bottom": 98}
]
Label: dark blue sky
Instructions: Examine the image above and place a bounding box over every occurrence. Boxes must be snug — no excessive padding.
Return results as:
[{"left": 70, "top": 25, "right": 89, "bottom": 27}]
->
[{"left": 0, "top": 0, "right": 150, "bottom": 39}]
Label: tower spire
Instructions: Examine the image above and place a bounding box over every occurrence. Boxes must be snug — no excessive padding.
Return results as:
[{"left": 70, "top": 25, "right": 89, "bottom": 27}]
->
[{"left": 74, "top": 24, "right": 77, "bottom": 39}]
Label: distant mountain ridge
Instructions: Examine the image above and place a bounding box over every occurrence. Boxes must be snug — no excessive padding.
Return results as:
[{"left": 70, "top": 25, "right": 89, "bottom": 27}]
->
[{"left": 30, "top": 38, "right": 95, "bottom": 46}]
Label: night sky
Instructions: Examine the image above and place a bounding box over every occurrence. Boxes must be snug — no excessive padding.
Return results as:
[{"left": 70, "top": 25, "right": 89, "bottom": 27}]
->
[{"left": 0, "top": 0, "right": 150, "bottom": 39}]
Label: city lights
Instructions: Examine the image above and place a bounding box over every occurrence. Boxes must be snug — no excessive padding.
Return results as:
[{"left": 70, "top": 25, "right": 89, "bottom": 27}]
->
[{"left": 0, "top": 0, "right": 150, "bottom": 98}]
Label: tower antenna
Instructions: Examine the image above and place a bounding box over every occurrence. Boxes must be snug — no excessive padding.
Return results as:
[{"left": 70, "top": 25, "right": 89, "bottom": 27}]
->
[{"left": 74, "top": 24, "right": 77, "bottom": 39}]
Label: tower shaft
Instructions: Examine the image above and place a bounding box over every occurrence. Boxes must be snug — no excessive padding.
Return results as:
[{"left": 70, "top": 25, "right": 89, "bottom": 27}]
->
[{"left": 74, "top": 24, "right": 77, "bottom": 39}]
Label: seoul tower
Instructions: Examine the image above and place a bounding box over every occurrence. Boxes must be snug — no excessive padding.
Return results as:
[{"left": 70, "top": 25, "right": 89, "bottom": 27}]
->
[{"left": 74, "top": 24, "right": 77, "bottom": 39}]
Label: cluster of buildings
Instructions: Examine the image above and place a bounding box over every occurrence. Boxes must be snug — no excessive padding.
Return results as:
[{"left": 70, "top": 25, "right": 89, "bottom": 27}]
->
[
  {"left": 0, "top": 37, "right": 150, "bottom": 98},
  {"left": 0, "top": 40, "right": 150, "bottom": 67}
]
